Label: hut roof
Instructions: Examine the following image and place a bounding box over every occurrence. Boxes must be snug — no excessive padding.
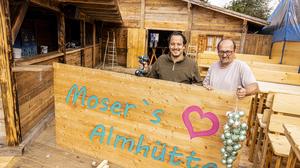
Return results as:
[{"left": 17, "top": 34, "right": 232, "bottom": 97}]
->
[{"left": 182, "top": 0, "right": 269, "bottom": 26}]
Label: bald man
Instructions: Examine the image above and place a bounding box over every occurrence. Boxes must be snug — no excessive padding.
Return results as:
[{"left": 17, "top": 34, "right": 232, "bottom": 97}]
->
[{"left": 203, "top": 39, "right": 259, "bottom": 99}]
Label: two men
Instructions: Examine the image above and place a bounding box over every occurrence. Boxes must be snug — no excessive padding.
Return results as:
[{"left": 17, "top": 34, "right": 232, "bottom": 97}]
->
[{"left": 144, "top": 32, "right": 258, "bottom": 98}]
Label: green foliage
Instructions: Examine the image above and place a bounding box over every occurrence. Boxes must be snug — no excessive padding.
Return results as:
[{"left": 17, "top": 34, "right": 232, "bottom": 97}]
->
[{"left": 225, "top": 0, "right": 271, "bottom": 20}]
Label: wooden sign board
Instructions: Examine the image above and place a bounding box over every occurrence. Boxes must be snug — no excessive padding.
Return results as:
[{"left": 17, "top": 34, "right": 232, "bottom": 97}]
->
[{"left": 54, "top": 63, "right": 251, "bottom": 168}]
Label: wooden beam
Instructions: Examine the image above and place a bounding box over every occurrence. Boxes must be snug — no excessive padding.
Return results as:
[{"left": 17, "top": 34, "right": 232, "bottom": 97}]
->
[
  {"left": 30, "top": 0, "right": 60, "bottom": 12},
  {"left": 58, "top": 13, "right": 66, "bottom": 54},
  {"left": 140, "top": 0, "right": 145, "bottom": 28},
  {"left": 60, "top": 0, "right": 115, "bottom": 5},
  {"left": 15, "top": 52, "right": 64, "bottom": 66},
  {"left": 83, "top": 10, "right": 119, "bottom": 15},
  {"left": 12, "top": 65, "right": 53, "bottom": 72},
  {"left": 112, "top": 0, "right": 123, "bottom": 23},
  {"left": 94, "top": 19, "right": 122, "bottom": 23},
  {"left": 240, "top": 19, "right": 248, "bottom": 53},
  {"left": 80, "top": 20, "right": 86, "bottom": 48},
  {"left": 186, "top": 2, "right": 192, "bottom": 43},
  {"left": 0, "top": 0, "right": 21, "bottom": 146},
  {"left": 11, "top": 0, "right": 29, "bottom": 45},
  {"left": 92, "top": 22, "right": 96, "bottom": 67},
  {"left": 87, "top": 14, "right": 121, "bottom": 19},
  {"left": 78, "top": 6, "right": 117, "bottom": 11}
]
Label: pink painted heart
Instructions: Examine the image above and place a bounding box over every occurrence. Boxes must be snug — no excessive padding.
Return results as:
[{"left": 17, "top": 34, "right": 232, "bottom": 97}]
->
[{"left": 182, "top": 105, "right": 219, "bottom": 139}]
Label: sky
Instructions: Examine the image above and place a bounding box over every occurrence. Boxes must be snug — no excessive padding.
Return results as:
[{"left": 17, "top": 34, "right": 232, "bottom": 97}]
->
[{"left": 209, "top": 0, "right": 280, "bottom": 13}]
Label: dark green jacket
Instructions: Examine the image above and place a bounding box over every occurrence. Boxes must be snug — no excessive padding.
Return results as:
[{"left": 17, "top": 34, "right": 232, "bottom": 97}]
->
[{"left": 147, "top": 54, "right": 201, "bottom": 85}]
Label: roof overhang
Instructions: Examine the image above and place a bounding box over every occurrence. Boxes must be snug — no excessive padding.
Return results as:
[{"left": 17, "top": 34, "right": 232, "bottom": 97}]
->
[
  {"left": 183, "top": 0, "right": 269, "bottom": 26},
  {"left": 55, "top": 0, "right": 122, "bottom": 23}
]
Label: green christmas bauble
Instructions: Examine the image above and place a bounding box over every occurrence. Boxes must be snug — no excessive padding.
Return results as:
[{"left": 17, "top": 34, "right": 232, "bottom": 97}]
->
[
  {"left": 241, "top": 123, "right": 248, "bottom": 130},
  {"left": 226, "top": 146, "right": 233, "bottom": 152},
  {"left": 227, "top": 158, "right": 233, "bottom": 164},
  {"left": 226, "top": 139, "right": 233, "bottom": 145},
  {"left": 238, "top": 111, "right": 245, "bottom": 117}
]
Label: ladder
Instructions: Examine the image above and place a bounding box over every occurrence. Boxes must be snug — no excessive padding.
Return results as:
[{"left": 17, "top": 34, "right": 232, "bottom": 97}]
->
[
  {"left": 103, "top": 31, "right": 117, "bottom": 68},
  {"left": 186, "top": 45, "right": 198, "bottom": 63}
]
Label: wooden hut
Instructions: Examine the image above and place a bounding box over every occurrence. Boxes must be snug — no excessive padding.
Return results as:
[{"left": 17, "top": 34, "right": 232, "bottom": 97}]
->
[
  {"left": 0, "top": 0, "right": 288, "bottom": 149},
  {"left": 117, "top": 0, "right": 270, "bottom": 68},
  {"left": 0, "top": 0, "right": 122, "bottom": 148}
]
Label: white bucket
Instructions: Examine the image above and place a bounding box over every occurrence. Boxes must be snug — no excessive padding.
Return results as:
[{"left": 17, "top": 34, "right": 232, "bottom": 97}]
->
[
  {"left": 40, "top": 45, "right": 48, "bottom": 54},
  {"left": 13, "top": 48, "right": 22, "bottom": 59}
]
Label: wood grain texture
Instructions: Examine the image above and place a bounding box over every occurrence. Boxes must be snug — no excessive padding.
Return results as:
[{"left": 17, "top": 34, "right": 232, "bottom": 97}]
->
[
  {"left": 0, "top": 0, "right": 21, "bottom": 146},
  {"left": 126, "top": 28, "right": 146, "bottom": 68},
  {"left": 83, "top": 46, "right": 93, "bottom": 68},
  {"left": 244, "top": 34, "right": 272, "bottom": 56},
  {"left": 271, "top": 42, "right": 300, "bottom": 66},
  {"left": 54, "top": 63, "right": 252, "bottom": 168},
  {"left": 66, "top": 49, "right": 82, "bottom": 66},
  {"left": 0, "top": 87, "right": 5, "bottom": 144},
  {"left": 144, "top": 0, "right": 188, "bottom": 30},
  {"left": 15, "top": 70, "right": 54, "bottom": 139}
]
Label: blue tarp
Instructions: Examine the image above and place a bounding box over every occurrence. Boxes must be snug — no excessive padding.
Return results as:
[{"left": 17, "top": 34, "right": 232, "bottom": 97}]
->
[{"left": 262, "top": 0, "right": 300, "bottom": 42}]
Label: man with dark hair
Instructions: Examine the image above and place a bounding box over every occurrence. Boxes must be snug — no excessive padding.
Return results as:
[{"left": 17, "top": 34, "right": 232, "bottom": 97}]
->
[
  {"left": 203, "top": 39, "right": 259, "bottom": 98},
  {"left": 144, "top": 31, "right": 201, "bottom": 85}
]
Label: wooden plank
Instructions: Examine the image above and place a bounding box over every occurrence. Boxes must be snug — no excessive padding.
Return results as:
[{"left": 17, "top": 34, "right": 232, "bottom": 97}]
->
[
  {"left": 239, "top": 20, "right": 247, "bottom": 53},
  {"left": 257, "top": 81, "right": 300, "bottom": 95},
  {"left": 11, "top": 0, "right": 29, "bottom": 44},
  {"left": 12, "top": 65, "right": 53, "bottom": 72},
  {"left": 0, "top": 0, "right": 21, "bottom": 146},
  {"left": 192, "top": 6, "right": 243, "bottom": 33},
  {"left": 284, "top": 124, "right": 300, "bottom": 161},
  {"left": 140, "top": 0, "right": 145, "bottom": 28},
  {"left": 266, "top": 115, "right": 300, "bottom": 134},
  {"left": 118, "top": 0, "right": 140, "bottom": 27},
  {"left": 30, "top": 0, "right": 60, "bottom": 12},
  {"left": 92, "top": 23, "right": 96, "bottom": 68},
  {"left": 144, "top": 0, "right": 188, "bottom": 30},
  {"left": 271, "top": 42, "right": 300, "bottom": 66},
  {"left": 272, "top": 93, "right": 300, "bottom": 115},
  {"left": 126, "top": 28, "right": 146, "bottom": 68},
  {"left": 57, "top": 0, "right": 115, "bottom": 4},
  {"left": 0, "top": 156, "right": 14, "bottom": 167},
  {"left": 15, "top": 52, "right": 64, "bottom": 66},
  {"left": 54, "top": 63, "right": 252, "bottom": 168},
  {"left": 252, "top": 68, "right": 300, "bottom": 86},
  {"left": 58, "top": 12, "right": 66, "bottom": 54},
  {"left": 14, "top": 69, "right": 54, "bottom": 139},
  {"left": 0, "top": 87, "right": 6, "bottom": 145},
  {"left": 82, "top": 47, "right": 93, "bottom": 68},
  {"left": 244, "top": 34, "right": 272, "bottom": 56}
]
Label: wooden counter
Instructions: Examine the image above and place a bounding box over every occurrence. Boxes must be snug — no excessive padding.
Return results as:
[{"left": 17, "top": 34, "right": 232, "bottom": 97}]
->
[{"left": 14, "top": 52, "right": 64, "bottom": 65}]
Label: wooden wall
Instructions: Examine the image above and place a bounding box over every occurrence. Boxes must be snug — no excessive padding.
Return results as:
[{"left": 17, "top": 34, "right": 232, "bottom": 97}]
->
[
  {"left": 54, "top": 63, "right": 252, "bottom": 168},
  {"left": 119, "top": 0, "right": 141, "bottom": 28},
  {"left": 15, "top": 70, "right": 54, "bottom": 139},
  {"left": 271, "top": 42, "right": 300, "bottom": 66},
  {"left": 190, "top": 6, "right": 243, "bottom": 52},
  {"left": 192, "top": 6, "right": 243, "bottom": 32},
  {"left": 127, "top": 28, "right": 146, "bottom": 68},
  {"left": 102, "top": 28, "right": 128, "bottom": 66},
  {"left": 0, "top": 87, "right": 6, "bottom": 144},
  {"left": 120, "top": 0, "right": 262, "bottom": 67},
  {"left": 94, "top": 44, "right": 101, "bottom": 66},
  {"left": 65, "top": 49, "right": 82, "bottom": 66},
  {"left": 145, "top": 0, "right": 188, "bottom": 30},
  {"left": 243, "top": 34, "right": 272, "bottom": 56},
  {"left": 83, "top": 46, "right": 93, "bottom": 68}
]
